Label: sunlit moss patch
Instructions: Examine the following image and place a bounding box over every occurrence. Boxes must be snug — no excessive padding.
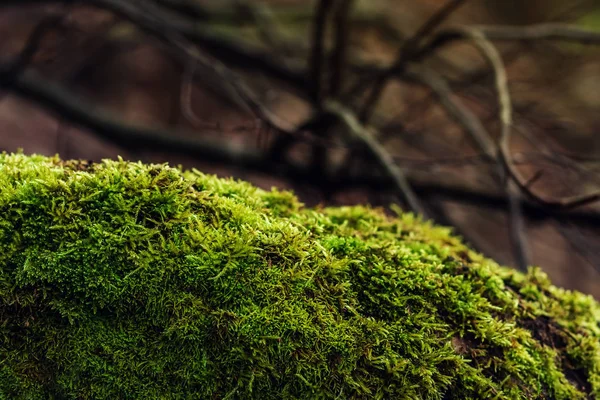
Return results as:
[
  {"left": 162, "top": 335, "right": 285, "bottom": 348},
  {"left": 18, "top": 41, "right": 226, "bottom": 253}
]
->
[{"left": 0, "top": 152, "right": 599, "bottom": 399}]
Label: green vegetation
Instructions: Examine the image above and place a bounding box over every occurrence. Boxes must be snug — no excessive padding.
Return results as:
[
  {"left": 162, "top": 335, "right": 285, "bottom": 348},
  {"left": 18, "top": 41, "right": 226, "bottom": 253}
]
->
[{"left": 0, "top": 152, "right": 599, "bottom": 399}]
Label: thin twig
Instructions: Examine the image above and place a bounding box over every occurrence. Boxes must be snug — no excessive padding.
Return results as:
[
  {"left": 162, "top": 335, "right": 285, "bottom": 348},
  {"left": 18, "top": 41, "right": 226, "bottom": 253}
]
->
[
  {"left": 358, "top": 0, "right": 467, "bottom": 122},
  {"left": 309, "top": 0, "right": 336, "bottom": 103},
  {"left": 7, "top": 0, "right": 311, "bottom": 92},
  {"left": 462, "top": 27, "right": 600, "bottom": 209},
  {"left": 477, "top": 23, "right": 600, "bottom": 43},
  {"left": 333, "top": 1, "right": 467, "bottom": 187},
  {"left": 329, "top": 0, "right": 354, "bottom": 98},
  {"left": 180, "top": 61, "right": 221, "bottom": 130},
  {"left": 4, "top": 69, "right": 261, "bottom": 161},
  {"left": 234, "top": 0, "right": 289, "bottom": 54},
  {"left": 349, "top": 22, "right": 600, "bottom": 108},
  {"left": 524, "top": 170, "right": 543, "bottom": 189},
  {"left": 404, "top": 67, "right": 496, "bottom": 158},
  {"left": 557, "top": 222, "right": 600, "bottom": 275},
  {"left": 392, "top": 23, "right": 600, "bottom": 211},
  {"left": 415, "top": 23, "right": 600, "bottom": 62},
  {"left": 107, "top": 0, "right": 304, "bottom": 142},
  {"left": 453, "top": 27, "right": 533, "bottom": 270},
  {"left": 323, "top": 100, "right": 426, "bottom": 216},
  {"left": 0, "top": 14, "right": 66, "bottom": 84},
  {"left": 403, "top": 50, "right": 530, "bottom": 270},
  {"left": 153, "top": 0, "right": 209, "bottom": 20}
]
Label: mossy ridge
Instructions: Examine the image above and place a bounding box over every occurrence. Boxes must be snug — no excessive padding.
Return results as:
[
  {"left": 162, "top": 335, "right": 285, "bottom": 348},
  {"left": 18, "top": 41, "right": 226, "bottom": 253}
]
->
[{"left": 0, "top": 152, "right": 597, "bottom": 399}]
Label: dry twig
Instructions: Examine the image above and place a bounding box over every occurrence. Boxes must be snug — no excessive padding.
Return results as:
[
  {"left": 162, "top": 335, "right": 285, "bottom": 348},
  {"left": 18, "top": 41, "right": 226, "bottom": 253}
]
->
[
  {"left": 404, "top": 58, "right": 530, "bottom": 270},
  {"left": 324, "top": 100, "right": 426, "bottom": 216},
  {"left": 309, "top": 0, "right": 336, "bottom": 103},
  {"left": 329, "top": 0, "right": 354, "bottom": 98},
  {"left": 357, "top": 0, "right": 467, "bottom": 122},
  {"left": 0, "top": 14, "right": 66, "bottom": 85}
]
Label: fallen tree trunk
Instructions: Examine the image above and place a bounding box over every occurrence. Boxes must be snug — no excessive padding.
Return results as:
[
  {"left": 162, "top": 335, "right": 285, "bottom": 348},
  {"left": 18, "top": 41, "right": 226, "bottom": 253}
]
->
[{"left": 0, "top": 152, "right": 598, "bottom": 399}]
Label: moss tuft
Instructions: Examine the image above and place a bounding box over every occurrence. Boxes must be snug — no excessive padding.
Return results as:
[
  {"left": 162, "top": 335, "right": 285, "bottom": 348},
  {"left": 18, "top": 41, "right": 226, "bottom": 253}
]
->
[{"left": 0, "top": 152, "right": 599, "bottom": 399}]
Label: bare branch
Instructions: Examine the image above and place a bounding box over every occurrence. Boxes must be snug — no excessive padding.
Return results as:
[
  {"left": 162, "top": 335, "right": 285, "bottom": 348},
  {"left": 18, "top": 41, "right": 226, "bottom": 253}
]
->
[
  {"left": 393, "top": 23, "right": 600, "bottom": 211},
  {"left": 523, "top": 170, "right": 543, "bottom": 189},
  {"left": 1, "top": 14, "right": 66, "bottom": 85},
  {"left": 477, "top": 23, "right": 600, "bottom": 43},
  {"left": 416, "top": 23, "right": 600, "bottom": 61},
  {"left": 448, "top": 27, "right": 531, "bottom": 270},
  {"left": 234, "top": 0, "right": 289, "bottom": 53},
  {"left": 349, "top": 23, "right": 600, "bottom": 106},
  {"left": 152, "top": 0, "right": 209, "bottom": 20},
  {"left": 329, "top": 0, "right": 354, "bottom": 98},
  {"left": 402, "top": 34, "right": 530, "bottom": 271},
  {"left": 180, "top": 61, "right": 221, "bottom": 130},
  {"left": 4, "top": 70, "right": 267, "bottom": 163},
  {"left": 462, "top": 28, "right": 600, "bottom": 210},
  {"left": 4, "top": 0, "right": 310, "bottom": 92},
  {"left": 309, "top": 0, "right": 336, "bottom": 103},
  {"left": 324, "top": 100, "right": 426, "bottom": 216},
  {"left": 358, "top": 0, "right": 467, "bottom": 122},
  {"left": 404, "top": 67, "right": 497, "bottom": 158},
  {"left": 99, "top": 0, "right": 307, "bottom": 144}
]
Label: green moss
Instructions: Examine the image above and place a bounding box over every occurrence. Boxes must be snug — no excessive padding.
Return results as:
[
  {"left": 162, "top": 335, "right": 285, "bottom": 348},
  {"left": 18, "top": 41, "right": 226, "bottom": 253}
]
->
[{"left": 0, "top": 152, "right": 599, "bottom": 399}]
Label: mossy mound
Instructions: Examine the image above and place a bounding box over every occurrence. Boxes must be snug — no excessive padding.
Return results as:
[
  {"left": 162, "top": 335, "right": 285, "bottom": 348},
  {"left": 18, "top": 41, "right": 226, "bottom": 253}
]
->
[{"left": 0, "top": 153, "right": 599, "bottom": 399}]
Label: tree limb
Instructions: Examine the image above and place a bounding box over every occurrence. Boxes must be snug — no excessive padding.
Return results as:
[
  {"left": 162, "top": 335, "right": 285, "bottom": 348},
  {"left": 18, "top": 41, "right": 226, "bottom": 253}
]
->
[
  {"left": 309, "top": 0, "right": 336, "bottom": 103},
  {"left": 324, "top": 100, "right": 426, "bottom": 216},
  {"left": 357, "top": 0, "right": 467, "bottom": 122},
  {"left": 329, "top": 0, "right": 354, "bottom": 98}
]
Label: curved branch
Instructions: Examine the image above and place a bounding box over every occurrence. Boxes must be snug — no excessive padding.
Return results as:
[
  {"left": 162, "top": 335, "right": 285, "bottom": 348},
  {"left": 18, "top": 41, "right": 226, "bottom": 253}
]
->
[
  {"left": 2, "top": 0, "right": 309, "bottom": 92},
  {"left": 404, "top": 42, "right": 530, "bottom": 270},
  {"left": 309, "top": 0, "right": 335, "bottom": 103},
  {"left": 324, "top": 100, "right": 426, "bottom": 216},
  {"left": 477, "top": 23, "right": 600, "bottom": 43},
  {"left": 5, "top": 69, "right": 263, "bottom": 166}
]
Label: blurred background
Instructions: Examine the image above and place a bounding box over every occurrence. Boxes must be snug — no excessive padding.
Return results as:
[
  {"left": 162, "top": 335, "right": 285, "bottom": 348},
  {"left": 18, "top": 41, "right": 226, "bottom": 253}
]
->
[{"left": 1, "top": 0, "right": 600, "bottom": 297}]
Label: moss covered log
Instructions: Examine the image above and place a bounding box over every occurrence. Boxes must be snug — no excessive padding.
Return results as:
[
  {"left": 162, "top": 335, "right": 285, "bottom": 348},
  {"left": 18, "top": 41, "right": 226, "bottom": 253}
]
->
[{"left": 0, "top": 152, "right": 599, "bottom": 399}]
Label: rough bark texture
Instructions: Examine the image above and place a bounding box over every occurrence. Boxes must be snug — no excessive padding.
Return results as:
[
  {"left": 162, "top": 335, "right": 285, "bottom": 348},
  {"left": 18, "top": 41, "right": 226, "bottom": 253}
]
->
[{"left": 0, "top": 152, "right": 599, "bottom": 399}]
